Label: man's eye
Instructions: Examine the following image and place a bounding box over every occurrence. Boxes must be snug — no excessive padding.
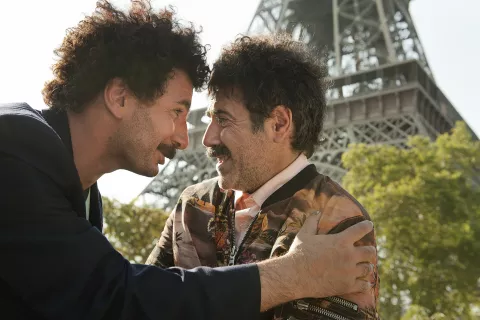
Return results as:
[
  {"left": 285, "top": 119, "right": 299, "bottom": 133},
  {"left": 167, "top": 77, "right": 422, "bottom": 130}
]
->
[
  {"left": 171, "top": 109, "right": 183, "bottom": 118},
  {"left": 215, "top": 116, "right": 227, "bottom": 126}
]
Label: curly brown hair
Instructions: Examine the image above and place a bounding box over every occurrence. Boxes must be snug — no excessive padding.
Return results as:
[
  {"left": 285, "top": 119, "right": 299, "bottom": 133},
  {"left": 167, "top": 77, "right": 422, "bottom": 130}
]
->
[
  {"left": 208, "top": 34, "right": 329, "bottom": 158},
  {"left": 43, "top": 0, "right": 210, "bottom": 112}
]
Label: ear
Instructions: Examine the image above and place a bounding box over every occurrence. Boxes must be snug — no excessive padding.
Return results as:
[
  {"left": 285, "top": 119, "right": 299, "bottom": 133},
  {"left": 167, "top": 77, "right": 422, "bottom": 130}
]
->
[
  {"left": 267, "top": 105, "right": 293, "bottom": 143},
  {"left": 103, "top": 78, "right": 128, "bottom": 119}
]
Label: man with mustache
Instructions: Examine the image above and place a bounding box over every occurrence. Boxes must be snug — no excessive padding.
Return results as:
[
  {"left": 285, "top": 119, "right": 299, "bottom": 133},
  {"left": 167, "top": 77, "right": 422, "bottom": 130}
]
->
[
  {"left": 147, "top": 35, "right": 380, "bottom": 320},
  {"left": 0, "top": 1, "right": 376, "bottom": 319}
]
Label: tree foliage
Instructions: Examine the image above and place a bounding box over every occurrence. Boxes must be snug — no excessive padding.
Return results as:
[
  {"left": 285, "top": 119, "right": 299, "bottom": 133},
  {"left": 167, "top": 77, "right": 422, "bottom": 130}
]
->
[
  {"left": 342, "top": 122, "right": 480, "bottom": 319},
  {"left": 102, "top": 197, "right": 168, "bottom": 263}
]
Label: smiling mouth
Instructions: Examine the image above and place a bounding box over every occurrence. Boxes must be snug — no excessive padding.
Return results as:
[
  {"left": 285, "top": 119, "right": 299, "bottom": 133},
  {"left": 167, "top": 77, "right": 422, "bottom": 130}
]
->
[{"left": 157, "top": 144, "right": 177, "bottom": 160}]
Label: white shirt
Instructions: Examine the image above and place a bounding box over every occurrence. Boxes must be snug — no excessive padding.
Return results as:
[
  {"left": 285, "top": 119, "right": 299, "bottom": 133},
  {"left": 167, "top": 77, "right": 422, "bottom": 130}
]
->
[
  {"left": 85, "top": 189, "right": 91, "bottom": 221},
  {"left": 233, "top": 154, "right": 310, "bottom": 246}
]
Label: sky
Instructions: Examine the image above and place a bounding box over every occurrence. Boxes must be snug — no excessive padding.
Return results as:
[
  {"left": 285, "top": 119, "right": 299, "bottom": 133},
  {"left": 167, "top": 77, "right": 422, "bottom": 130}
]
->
[{"left": 0, "top": 0, "right": 478, "bottom": 203}]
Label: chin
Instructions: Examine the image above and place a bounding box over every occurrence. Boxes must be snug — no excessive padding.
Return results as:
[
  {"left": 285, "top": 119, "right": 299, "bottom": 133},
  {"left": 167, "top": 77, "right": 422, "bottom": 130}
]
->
[
  {"left": 217, "top": 176, "right": 229, "bottom": 190},
  {"left": 146, "top": 166, "right": 160, "bottom": 177},
  {"left": 132, "top": 164, "right": 159, "bottom": 178},
  {"left": 217, "top": 175, "right": 238, "bottom": 191}
]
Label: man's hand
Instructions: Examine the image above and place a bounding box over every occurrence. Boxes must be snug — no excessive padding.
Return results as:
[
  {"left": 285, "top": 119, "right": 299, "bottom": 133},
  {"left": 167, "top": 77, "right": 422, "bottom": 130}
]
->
[
  {"left": 257, "top": 212, "right": 376, "bottom": 311},
  {"left": 287, "top": 211, "right": 376, "bottom": 299}
]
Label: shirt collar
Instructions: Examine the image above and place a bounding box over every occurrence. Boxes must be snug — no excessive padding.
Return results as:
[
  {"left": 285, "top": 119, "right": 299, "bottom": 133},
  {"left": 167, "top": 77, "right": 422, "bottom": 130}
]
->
[{"left": 234, "top": 154, "right": 310, "bottom": 208}]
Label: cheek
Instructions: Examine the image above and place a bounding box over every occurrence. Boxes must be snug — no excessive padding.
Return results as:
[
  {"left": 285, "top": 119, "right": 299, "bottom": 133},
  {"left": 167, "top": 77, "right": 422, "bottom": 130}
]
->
[
  {"left": 221, "top": 130, "right": 255, "bottom": 169},
  {"left": 219, "top": 127, "right": 243, "bottom": 150},
  {"left": 241, "top": 136, "right": 269, "bottom": 164},
  {"left": 218, "top": 127, "right": 228, "bottom": 143},
  {"left": 155, "top": 115, "right": 175, "bottom": 141}
]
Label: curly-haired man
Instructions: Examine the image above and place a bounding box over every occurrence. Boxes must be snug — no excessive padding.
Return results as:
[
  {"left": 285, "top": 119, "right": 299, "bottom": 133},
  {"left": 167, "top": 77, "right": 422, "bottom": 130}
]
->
[
  {"left": 148, "top": 35, "right": 380, "bottom": 319},
  {"left": 0, "top": 1, "right": 376, "bottom": 319}
]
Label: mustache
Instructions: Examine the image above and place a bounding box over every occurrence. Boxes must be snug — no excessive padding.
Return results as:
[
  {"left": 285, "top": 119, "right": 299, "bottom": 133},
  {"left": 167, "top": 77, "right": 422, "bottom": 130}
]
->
[
  {"left": 206, "top": 145, "right": 231, "bottom": 159},
  {"left": 157, "top": 143, "right": 177, "bottom": 159}
]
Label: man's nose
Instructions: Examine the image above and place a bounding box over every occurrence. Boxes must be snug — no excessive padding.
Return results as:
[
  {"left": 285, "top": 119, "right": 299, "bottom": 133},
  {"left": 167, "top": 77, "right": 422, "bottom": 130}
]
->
[
  {"left": 172, "top": 118, "right": 189, "bottom": 150},
  {"left": 202, "top": 121, "right": 221, "bottom": 148}
]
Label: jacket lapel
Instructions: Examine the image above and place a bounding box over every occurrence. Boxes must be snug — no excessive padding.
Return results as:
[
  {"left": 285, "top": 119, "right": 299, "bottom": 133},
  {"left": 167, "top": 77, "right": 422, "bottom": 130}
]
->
[
  {"left": 88, "top": 184, "right": 103, "bottom": 231},
  {"left": 261, "top": 164, "right": 319, "bottom": 209},
  {"left": 41, "top": 109, "right": 103, "bottom": 231}
]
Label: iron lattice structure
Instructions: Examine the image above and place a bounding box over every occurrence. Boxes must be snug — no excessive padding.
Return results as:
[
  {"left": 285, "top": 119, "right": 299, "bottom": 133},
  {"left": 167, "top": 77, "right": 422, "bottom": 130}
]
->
[{"left": 140, "top": 0, "right": 476, "bottom": 211}]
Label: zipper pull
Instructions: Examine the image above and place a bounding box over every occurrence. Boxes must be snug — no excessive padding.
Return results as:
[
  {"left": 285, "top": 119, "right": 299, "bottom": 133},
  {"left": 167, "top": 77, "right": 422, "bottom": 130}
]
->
[
  {"left": 294, "top": 300, "right": 309, "bottom": 311},
  {"left": 228, "top": 245, "right": 236, "bottom": 266}
]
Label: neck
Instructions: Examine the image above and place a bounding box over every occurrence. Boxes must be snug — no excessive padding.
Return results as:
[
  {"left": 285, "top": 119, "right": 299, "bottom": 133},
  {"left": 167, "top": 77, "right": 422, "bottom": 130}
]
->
[
  {"left": 67, "top": 108, "right": 117, "bottom": 190},
  {"left": 274, "top": 150, "right": 300, "bottom": 177},
  {"left": 247, "top": 150, "right": 301, "bottom": 194}
]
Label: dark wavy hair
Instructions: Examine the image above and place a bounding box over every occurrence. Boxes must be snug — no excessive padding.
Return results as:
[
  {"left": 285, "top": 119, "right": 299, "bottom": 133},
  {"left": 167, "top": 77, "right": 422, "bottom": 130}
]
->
[
  {"left": 208, "top": 34, "right": 329, "bottom": 158},
  {"left": 43, "top": 0, "right": 210, "bottom": 112}
]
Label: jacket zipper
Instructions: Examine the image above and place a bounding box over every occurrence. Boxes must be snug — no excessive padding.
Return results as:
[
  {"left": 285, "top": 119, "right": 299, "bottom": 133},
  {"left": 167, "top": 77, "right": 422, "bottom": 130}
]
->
[
  {"left": 226, "top": 201, "right": 359, "bottom": 317},
  {"left": 228, "top": 211, "right": 260, "bottom": 266},
  {"left": 226, "top": 212, "right": 359, "bottom": 318},
  {"left": 325, "top": 296, "right": 358, "bottom": 312},
  {"left": 293, "top": 300, "right": 350, "bottom": 320}
]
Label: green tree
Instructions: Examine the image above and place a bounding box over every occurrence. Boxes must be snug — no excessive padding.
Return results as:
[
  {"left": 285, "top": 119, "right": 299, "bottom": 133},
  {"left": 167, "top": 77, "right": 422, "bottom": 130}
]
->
[
  {"left": 342, "top": 121, "right": 480, "bottom": 319},
  {"left": 400, "top": 305, "right": 447, "bottom": 320},
  {"left": 102, "top": 197, "right": 168, "bottom": 263}
]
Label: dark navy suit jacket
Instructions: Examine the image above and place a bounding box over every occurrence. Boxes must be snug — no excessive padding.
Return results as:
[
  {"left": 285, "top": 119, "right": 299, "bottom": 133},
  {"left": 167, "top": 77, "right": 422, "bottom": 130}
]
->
[{"left": 0, "top": 102, "right": 260, "bottom": 320}]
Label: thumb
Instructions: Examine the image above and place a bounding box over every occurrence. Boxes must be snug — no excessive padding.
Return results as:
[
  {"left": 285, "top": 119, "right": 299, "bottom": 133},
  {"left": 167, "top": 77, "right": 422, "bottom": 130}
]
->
[
  {"left": 297, "top": 210, "right": 321, "bottom": 236},
  {"left": 339, "top": 220, "right": 374, "bottom": 243}
]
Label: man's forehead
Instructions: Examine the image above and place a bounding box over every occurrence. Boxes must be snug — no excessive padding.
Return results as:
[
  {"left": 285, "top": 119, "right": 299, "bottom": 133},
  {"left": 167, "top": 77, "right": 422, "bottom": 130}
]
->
[
  {"left": 214, "top": 87, "right": 243, "bottom": 102},
  {"left": 210, "top": 89, "right": 245, "bottom": 111},
  {"left": 207, "top": 98, "right": 240, "bottom": 118}
]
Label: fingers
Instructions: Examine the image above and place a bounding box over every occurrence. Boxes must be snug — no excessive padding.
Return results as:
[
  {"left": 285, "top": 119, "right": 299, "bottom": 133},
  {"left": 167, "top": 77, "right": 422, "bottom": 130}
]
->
[
  {"left": 354, "top": 245, "right": 377, "bottom": 264},
  {"left": 355, "top": 262, "right": 374, "bottom": 279},
  {"left": 297, "top": 210, "right": 321, "bottom": 236},
  {"left": 352, "top": 279, "right": 373, "bottom": 293},
  {"left": 338, "top": 220, "right": 373, "bottom": 243}
]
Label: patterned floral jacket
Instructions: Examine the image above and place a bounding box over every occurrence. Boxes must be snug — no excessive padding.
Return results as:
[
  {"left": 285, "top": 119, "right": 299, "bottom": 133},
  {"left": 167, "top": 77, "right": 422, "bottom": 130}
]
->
[{"left": 146, "top": 164, "right": 380, "bottom": 320}]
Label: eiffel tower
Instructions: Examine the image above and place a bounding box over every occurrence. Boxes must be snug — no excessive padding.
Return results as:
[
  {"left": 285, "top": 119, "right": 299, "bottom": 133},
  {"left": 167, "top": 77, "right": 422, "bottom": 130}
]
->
[{"left": 140, "top": 0, "right": 476, "bottom": 210}]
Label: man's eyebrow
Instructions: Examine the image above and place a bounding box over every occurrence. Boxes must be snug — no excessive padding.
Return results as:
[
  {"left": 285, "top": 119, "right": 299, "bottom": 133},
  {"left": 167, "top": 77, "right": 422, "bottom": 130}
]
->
[
  {"left": 205, "top": 108, "right": 234, "bottom": 118},
  {"left": 176, "top": 99, "right": 191, "bottom": 111}
]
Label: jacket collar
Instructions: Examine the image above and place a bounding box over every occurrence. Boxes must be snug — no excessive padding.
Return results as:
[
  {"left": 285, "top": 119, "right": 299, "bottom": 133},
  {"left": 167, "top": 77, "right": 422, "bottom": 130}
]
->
[
  {"left": 261, "top": 164, "right": 319, "bottom": 209},
  {"left": 41, "top": 108, "right": 74, "bottom": 157},
  {"left": 40, "top": 108, "right": 103, "bottom": 231}
]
